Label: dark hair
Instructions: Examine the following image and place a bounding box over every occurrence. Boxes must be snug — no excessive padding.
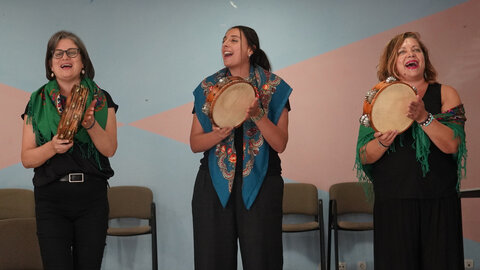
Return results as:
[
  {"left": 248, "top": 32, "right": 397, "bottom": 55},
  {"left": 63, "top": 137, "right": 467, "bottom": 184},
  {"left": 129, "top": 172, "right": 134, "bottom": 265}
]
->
[
  {"left": 377, "top": 31, "right": 437, "bottom": 83},
  {"left": 230, "top": 25, "right": 271, "bottom": 71},
  {"left": 45, "top": 30, "right": 95, "bottom": 80}
]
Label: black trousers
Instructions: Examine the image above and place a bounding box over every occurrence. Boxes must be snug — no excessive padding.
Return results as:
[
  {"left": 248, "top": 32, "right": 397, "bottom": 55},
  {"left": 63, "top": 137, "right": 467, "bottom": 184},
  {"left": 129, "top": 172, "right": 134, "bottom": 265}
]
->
[
  {"left": 34, "top": 178, "right": 109, "bottom": 270},
  {"left": 192, "top": 169, "right": 284, "bottom": 270},
  {"left": 373, "top": 195, "right": 464, "bottom": 270}
]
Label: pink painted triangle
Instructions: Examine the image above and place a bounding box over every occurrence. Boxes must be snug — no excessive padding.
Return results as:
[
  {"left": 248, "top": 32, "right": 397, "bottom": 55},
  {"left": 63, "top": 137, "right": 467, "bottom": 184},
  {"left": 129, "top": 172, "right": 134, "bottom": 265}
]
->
[
  {"left": 0, "top": 84, "right": 31, "bottom": 169},
  {"left": 129, "top": 102, "right": 193, "bottom": 145}
]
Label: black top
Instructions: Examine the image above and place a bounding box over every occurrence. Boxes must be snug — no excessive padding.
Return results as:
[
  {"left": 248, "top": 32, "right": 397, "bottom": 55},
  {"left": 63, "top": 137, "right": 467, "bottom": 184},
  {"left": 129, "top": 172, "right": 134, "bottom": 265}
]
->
[
  {"left": 22, "top": 89, "right": 118, "bottom": 187},
  {"left": 371, "top": 83, "right": 458, "bottom": 200},
  {"left": 195, "top": 100, "right": 290, "bottom": 177}
]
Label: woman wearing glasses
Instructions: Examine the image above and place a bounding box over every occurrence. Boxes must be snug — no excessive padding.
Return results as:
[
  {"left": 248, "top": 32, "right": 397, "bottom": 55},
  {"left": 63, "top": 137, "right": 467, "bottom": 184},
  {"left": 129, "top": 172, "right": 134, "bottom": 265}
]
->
[{"left": 21, "top": 31, "right": 118, "bottom": 269}]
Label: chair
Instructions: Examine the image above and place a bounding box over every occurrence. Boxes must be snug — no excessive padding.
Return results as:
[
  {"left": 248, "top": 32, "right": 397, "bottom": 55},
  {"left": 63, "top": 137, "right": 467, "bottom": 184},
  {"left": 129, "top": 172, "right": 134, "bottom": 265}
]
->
[
  {"left": 327, "top": 182, "right": 373, "bottom": 270},
  {"left": 0, "top": 217, "right": 43, "bottom": 270},
  {"left": 0, "top": 188, "right": 35, "bottom": 219},
  {"left": 107, "top": 186, "right": 158, "bottom": 270},
  {"left": 282, "top": 183, "right": 326, "bottom": 270}
]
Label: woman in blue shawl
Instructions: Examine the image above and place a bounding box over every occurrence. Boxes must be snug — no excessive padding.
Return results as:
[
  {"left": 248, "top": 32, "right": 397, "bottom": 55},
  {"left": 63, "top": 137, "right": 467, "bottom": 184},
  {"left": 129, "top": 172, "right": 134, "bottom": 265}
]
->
[
  {"left": 190, "top": 26, "right": 292, "bottom": 270},
  {"left": 355, "top": 32, "right": 467, "bottom": 270}
]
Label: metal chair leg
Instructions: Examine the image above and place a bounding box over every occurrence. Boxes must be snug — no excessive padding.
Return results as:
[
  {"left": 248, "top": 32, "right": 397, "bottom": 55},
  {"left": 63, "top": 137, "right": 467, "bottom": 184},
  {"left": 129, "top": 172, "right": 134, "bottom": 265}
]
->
[
  {"left": 319, "top": 199, "right": 326, "bottom": 270},
  {"left": 333, "top": 201, "right": 339, "bottom": 270},
  {"left": 151, "top": 203, "right": 158, "bottom": 270},
  {"left": 327, "top": 200, "right": 333, "bottom": 270}
]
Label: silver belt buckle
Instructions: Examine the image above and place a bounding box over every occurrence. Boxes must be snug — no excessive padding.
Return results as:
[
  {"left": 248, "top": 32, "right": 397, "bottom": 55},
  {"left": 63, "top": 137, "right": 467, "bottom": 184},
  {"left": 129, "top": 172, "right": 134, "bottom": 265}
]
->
[{"left": 68, "top": 173, "right": 84, "bottom": 183}]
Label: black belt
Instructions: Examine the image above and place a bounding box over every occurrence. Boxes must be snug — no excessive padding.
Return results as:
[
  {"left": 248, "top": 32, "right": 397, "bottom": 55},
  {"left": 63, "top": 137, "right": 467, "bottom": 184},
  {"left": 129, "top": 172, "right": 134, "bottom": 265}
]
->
[{"left": 58, "top": 173, "right": 84, "bottom": 183}]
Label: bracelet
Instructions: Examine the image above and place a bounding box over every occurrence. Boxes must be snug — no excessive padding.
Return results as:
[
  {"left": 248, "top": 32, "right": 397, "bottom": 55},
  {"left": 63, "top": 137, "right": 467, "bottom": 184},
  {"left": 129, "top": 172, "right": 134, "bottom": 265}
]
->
[
  {"left": 377, "top": 139, "right": 389, "bottom": 148},
  {"left": 250, "top": 108, "right": 265, "bottom": 123},
  {"left": 86, "top": 120, "right": 96, "bottom": 130},
  {"left": 418, "top": 112, "right": 434, "bottom": 127}
]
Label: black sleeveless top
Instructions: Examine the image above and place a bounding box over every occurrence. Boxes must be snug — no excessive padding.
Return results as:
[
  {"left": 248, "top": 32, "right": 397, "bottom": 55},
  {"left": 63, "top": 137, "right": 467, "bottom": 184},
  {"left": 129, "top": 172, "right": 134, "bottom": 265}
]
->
[{"left": 371, "top": 83, "right": 458, "bottom": 200}]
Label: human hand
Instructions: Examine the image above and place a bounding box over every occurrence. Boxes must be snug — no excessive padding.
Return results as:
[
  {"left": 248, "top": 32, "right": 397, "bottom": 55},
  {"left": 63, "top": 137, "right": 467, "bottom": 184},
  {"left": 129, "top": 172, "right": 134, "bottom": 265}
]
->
[
  {"left": 82, "top": 97, "right": 97, "bottom": 130},
  {"left": 247, "top": 98, "right": 264, "bottom": 122},
  {"left": 51, "top": 134, "right": 73, "bottom": 153},
  {"left": 407, "top": 95, "right": 428, "bottom": 123},
  {"left": 247, "top": 98, "right": 260, "bottom": 117},
  {"left": 212, "top": 126, "right": 233, "bottom": 140},
  {"left": 374, "top": 130, "right": 397, "bottom": 148}
]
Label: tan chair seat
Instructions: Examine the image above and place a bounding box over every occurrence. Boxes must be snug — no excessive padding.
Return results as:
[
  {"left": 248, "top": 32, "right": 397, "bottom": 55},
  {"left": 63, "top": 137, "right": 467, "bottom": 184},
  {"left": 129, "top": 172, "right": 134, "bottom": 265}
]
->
[
  {"left": 107, "top": 225, "right": 152, "bottom": 236},
  {"left": 337, "top": 221, "right": 373, "bottom": 231},
  {"left": 282, "top": 221, "right": 319, "bottom": 232}
]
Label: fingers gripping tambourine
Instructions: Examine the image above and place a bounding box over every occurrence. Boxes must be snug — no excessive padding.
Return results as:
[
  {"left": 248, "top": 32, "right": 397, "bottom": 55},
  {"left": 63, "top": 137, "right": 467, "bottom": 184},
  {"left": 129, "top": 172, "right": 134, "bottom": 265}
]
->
[
  {"left": 202, "top": 76, "right": 258, "bottom": 128},
  {"left": 359, "top": 77, "right": 417, "bottom": 133},
  {"left": 57, "top": 84, "right": 90, "bottom": 142}
]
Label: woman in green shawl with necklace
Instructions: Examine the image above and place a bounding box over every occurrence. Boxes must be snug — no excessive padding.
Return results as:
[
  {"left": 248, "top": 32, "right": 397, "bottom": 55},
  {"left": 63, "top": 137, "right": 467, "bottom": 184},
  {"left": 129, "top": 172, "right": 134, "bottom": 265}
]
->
[
  {"left": 21, "top": 31, "right": 118, "bottom": 269},
  {"left": 355, "top": 32, "right": 467, "bottom": 270}
]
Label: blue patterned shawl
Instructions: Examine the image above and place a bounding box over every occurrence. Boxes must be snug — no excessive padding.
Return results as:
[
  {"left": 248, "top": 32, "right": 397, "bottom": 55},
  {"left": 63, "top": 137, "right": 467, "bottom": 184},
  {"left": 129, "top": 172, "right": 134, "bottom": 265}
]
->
[{"left": 193, "top": 65, "right": 292, "bottom": 209}]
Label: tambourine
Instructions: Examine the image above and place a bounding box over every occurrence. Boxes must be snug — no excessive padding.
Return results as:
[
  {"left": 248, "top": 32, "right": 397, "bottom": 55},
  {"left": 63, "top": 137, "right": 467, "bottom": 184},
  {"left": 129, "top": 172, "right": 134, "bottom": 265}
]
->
[
  {"left": 202, "top": 76, "right": 257, "bottom": 128},
  {"left": 57, "top": 84, "right": 89, "bottom": 141},
  {"left": 359, "top": 77, "right": 417, "bottom": 133}
]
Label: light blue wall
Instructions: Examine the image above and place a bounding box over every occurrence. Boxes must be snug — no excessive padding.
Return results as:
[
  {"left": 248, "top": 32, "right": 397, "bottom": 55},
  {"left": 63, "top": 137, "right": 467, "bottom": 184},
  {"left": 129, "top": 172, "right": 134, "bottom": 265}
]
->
[{"left": 1, "top": 0, "right": 475, "bottom": 269}]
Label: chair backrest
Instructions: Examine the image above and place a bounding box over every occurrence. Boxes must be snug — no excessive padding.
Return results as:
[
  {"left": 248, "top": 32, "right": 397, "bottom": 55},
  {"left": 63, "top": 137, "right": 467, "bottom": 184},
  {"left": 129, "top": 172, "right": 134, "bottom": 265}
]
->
[
  {"left": 0, "top": 188, "right": 35, "bottom": 220},
  {"left": 283, "top": 183, "right": 318, "bottom": 216},
  {"left": 108, "top": 186, "right": 153, "bottom": 219},
  {"left": 0, "top": 217, "right": 43, "bottom": 270},
  {"left": 329, "top": 182, "right": 373, "bottom": 215}
]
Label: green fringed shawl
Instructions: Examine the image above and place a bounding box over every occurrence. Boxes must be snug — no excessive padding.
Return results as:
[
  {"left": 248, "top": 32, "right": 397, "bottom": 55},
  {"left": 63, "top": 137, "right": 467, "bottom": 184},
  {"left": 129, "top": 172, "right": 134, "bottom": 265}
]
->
[
  {"left": 355, "top": 104, "right": 467, "bottom": 199},
  {"left": 25, "top": 78, "right": 108, "bottom": 166}
]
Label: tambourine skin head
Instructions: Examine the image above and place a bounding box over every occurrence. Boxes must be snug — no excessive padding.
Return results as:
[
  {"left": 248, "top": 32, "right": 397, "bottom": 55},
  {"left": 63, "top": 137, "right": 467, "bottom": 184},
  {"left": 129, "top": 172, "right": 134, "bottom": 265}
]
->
[
  {"left": 206, "top": 77, "right": 256, "bottom": 128},
  {"left": 361, "top": 81, "right": 417, "bottom": 133}
]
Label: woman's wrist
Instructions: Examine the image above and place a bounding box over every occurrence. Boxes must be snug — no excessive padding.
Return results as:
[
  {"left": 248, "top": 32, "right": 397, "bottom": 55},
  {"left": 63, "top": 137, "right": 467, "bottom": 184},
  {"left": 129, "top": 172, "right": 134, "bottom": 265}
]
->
[
  {"left": 86, "top": 120, "right": 96, "bottom": 130},
  {"left": 250, "top": 108, "right": 265, "bottom": 123},
  {"left": 417, "top": 112, "right": 434, "bottom": 127},
  {"left": 377, "top": 139, "right": 389, "bottom": 149}
]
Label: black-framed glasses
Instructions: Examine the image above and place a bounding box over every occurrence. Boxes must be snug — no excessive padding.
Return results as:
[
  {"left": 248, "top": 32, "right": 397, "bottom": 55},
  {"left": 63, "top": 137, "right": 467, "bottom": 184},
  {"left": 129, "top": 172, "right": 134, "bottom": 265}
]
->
[{"left": 52, "top": 48, "right": 80, "bottom": 59}]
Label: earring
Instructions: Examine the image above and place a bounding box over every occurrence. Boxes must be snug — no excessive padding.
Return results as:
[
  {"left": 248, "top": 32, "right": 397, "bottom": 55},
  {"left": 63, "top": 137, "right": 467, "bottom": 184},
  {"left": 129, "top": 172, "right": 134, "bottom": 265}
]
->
[
  {"left": 81, "top": 69, "right": 85, "bottom": 75},
  {"left": 50, "top": 72, "right": 55, "bottom": 78}
]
